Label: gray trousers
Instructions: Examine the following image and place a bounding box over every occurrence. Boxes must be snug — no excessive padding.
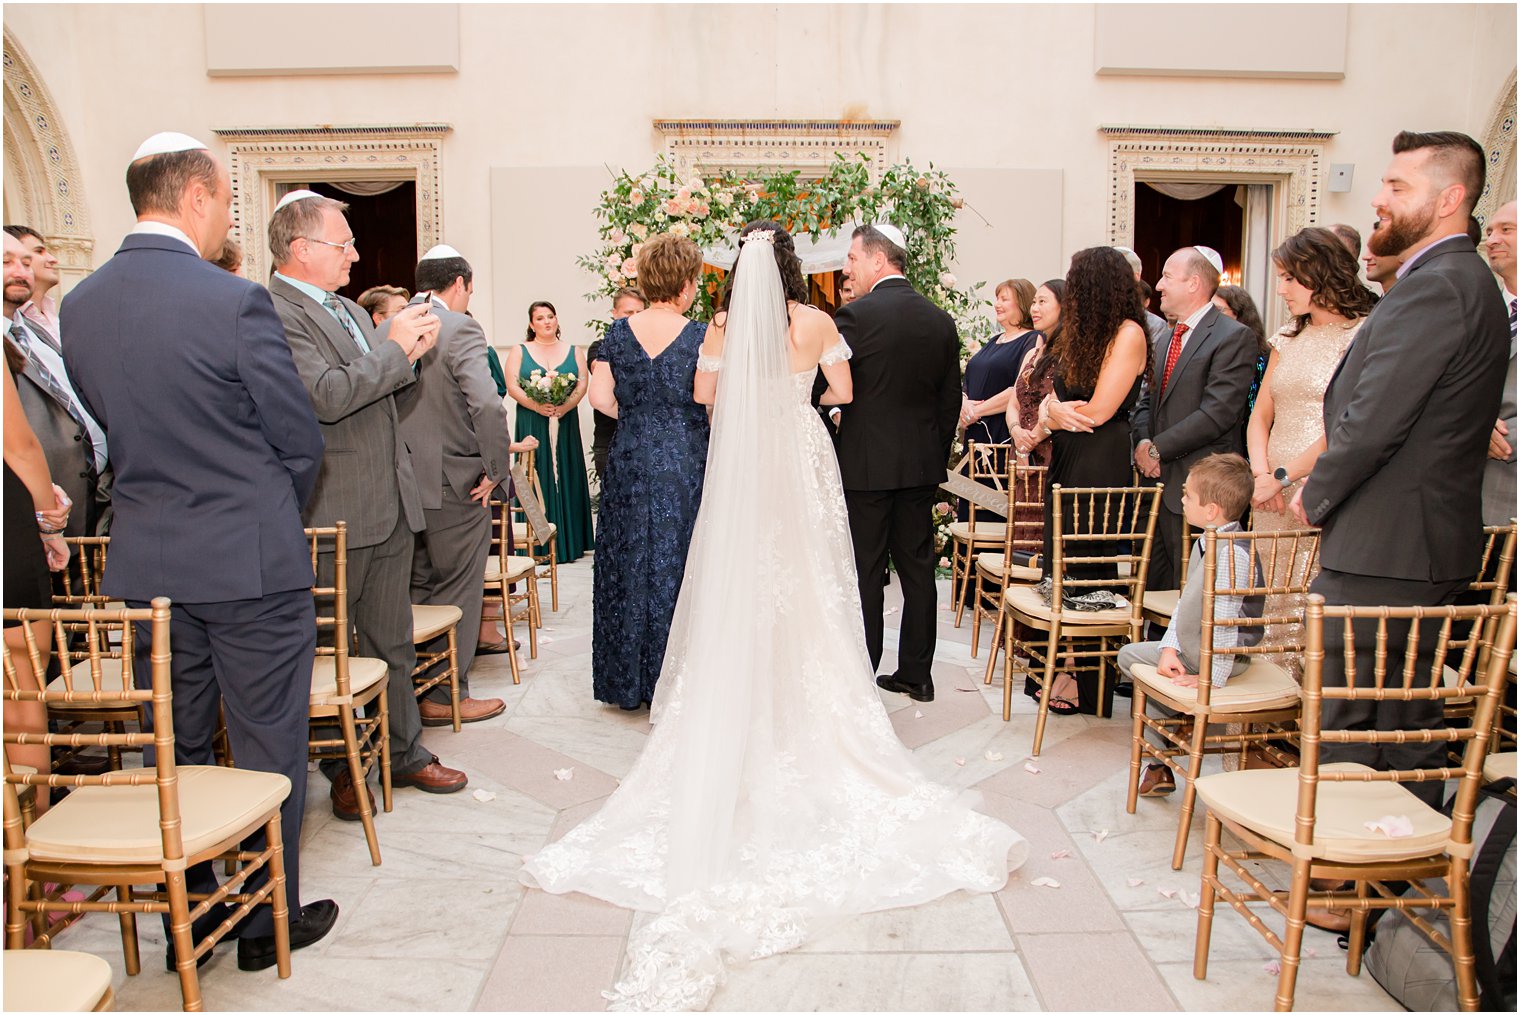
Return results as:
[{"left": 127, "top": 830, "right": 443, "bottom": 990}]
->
[
  {"left": 1310, "top": 567, "right": 1468, "bottom": 808},
  {"left": 318, "top": 513, "right": 431, "bottom": 776},
  {"left": 411, "top": 493, "right": 493, "bottom": 701},
  {"left": 1117, "top": 640, "right": 1247, "bottom": 751}
]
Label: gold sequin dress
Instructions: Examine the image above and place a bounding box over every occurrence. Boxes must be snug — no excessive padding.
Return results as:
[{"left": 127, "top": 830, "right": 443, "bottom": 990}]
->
[{"left": 1252, "top": 317, "right": 1364, "bottom": 674}]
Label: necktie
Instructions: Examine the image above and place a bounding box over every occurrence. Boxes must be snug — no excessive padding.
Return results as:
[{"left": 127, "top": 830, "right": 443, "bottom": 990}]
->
[
  {"left": 1508, "top": 298, "right": 1516, "bottom": 343},
  {"left": 9, "top": 322, "right": 102, "bottom": 462},
  {"left": 1160, "top": 322, "right": 1188, "bottom": 395},
  {"left": 322, "top": 293, "right": 371, "bottom": 354}
]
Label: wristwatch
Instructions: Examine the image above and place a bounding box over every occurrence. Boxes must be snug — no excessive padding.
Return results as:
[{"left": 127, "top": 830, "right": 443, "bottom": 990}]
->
[
  {"left": 1145, "top": 441, "right": 1160, "bottom": 461},
  {"left": 1272, "top": 466, "right": 1293, "bottom": 489}
]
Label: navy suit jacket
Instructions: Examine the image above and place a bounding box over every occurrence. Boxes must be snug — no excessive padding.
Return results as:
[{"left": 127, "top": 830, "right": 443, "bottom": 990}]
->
[{"left": 62, "top": 233, "right": 324, "bottom": 603}]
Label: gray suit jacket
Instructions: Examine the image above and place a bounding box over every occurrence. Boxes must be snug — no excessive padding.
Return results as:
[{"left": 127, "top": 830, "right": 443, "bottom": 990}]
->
[
  {"left": 391, "top": 297, "right": 512, "bottom": 510},
  {"left": 12, "top": 335, "right": 112, "bottom": 536},
  {"left": 1303, "top": 235, "right": 1509, "bottom": 582},
  {"left": 1482, "top": 304, "right": 1516, "bottom": 527},
  {"left": 269, "top": 276, "right": 425, "bottom": 548},
  {"left": 1131, "top": 304, "right": 1258, "bottom": 511}
]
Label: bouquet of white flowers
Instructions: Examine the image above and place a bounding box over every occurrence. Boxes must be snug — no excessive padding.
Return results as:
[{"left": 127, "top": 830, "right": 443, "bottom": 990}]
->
[{"left": 522, "top": 368, "right": 575, "bottom": 407}]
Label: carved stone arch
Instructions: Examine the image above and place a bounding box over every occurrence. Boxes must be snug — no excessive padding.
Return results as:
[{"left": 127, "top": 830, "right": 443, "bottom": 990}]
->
[
  {"left": 2, "top": 28, "right": 94, "bottom": 287},
  {"left": 1476, "top": 68, "right": 1517, "bottom": 227}
]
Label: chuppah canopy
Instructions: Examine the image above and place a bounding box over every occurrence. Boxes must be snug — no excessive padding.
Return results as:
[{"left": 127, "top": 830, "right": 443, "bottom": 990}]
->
[{"left": 701, "top": 223, "right": 859, "bottom": 275}]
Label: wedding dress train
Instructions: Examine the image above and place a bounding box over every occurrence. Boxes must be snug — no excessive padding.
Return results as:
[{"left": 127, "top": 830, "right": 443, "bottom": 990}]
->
[{"left": 521, "top": 232, "right": 1026, "bottom": 1011}]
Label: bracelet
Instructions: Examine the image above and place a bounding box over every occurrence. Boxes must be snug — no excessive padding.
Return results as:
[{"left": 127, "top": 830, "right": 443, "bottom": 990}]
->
[
  {"left": 37, "top": 524, "right": 65, "bottom": 535},
  {"left": 40, "top": 532, "right": 65, "bottom": 542}
]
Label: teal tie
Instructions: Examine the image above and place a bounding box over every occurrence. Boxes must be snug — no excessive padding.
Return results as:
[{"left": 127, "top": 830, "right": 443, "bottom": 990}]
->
[{"left": 322, "top": 293, "right": 370, "bottom": 354}]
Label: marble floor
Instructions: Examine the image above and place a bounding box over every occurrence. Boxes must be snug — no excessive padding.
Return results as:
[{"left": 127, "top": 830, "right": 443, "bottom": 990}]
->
[{"left": 45, "top": 558, "right": 1402, "bottom": 1011}]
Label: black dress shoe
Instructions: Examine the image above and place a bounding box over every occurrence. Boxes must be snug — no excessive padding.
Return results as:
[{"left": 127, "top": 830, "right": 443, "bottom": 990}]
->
[
  {"left": 876, "top": 675, "right": 934, "bottom": 703},
  {"left": 236, "top": 899, "right": 339, "bottom": 972},
  {"left": 1113, "top": 683, "right": 1134, "bottom": 698},
  {"left": 165, "top": 941, "right": 216, "bottom": 972},
  {"left": 165, "top": 900, "right": 230, "bottom": 971}
]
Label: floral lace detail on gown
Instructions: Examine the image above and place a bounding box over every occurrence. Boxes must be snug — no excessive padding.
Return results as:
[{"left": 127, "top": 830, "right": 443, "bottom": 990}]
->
[{"left": 521, "top": 353, "right": 1026, "bottom": 1011}]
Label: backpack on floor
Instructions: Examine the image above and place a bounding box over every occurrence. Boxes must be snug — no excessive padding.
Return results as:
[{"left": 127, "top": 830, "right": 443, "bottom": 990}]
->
[{"left": 1363, "top": 778, "right": 1516, "bottom": 1011}]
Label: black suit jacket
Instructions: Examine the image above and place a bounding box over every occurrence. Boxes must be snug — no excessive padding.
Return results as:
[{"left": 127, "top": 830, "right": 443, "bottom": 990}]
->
[
  {"left": 1131, "top": 304, "right": 1257, "bottom": 511},
  {"left": 832, "top": 278, "right": 961, "bottom": 491},
  {"left": 1302, "top": 235, "right": 1508, "bottom": 582},
  {"left": 62, "top": 234, "right": 323, "bottom": 603}
]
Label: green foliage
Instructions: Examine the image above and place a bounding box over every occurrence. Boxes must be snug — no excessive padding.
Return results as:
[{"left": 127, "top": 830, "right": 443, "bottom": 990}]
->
[{"left": 579, "top": 154, "right": 991, "bottom": 356}]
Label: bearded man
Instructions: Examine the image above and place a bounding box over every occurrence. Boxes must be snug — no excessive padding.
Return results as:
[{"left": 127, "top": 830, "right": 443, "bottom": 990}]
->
[{"left": 1290, "top": 130, "right": 1509, "bottom": 802}]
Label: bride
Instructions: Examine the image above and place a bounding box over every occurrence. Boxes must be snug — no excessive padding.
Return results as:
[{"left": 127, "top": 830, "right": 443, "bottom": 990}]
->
[{"left": 521, "top": 221, "right": 1027, "bottom": 1011}]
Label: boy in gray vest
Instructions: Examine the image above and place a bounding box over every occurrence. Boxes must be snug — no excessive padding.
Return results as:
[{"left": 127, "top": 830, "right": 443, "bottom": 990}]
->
[{"left": 1118, "top": 453, "right": 1263, "bottom": 797}]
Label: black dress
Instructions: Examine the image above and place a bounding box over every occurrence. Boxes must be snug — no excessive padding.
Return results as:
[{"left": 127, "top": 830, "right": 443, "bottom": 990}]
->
[
  {"left": 3, "top": 462, "right": 51, "bottom": 627},
  {"left": 591, "top": 318, "right": 710, "bottom": 709},
  {"left": 962, "top": 331, "right": 1039, "bottom": 446},
  {"left": 1041, "top": 370, "right": 1144, "bottom": 584}
]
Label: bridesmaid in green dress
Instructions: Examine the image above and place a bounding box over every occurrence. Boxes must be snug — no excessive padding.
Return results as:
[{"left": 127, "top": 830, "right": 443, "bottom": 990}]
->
[{"left": 505, "top": 300, "right": 596, "bottom": 563}]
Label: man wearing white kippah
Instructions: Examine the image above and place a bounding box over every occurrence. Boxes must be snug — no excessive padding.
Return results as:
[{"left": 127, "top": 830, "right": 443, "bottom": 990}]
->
[
  {"left": 392, "top": 244, "right": 518, "bottom": 724},
  {"left": 1132, "top": 245, "right": 1259, "bottom": 596},
  {"left": 267, "top": 191, "right": 471, "bottom": 816},
  {"left": 62, "top": 131, "right": 337, "bottom": 972}
]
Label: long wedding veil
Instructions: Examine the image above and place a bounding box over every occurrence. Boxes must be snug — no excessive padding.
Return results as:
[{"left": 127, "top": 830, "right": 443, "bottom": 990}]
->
[{"left": 651, "top": 231, "right": 816, "bottom": 899}]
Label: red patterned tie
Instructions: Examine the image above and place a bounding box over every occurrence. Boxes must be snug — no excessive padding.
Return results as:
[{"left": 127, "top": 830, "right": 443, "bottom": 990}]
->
[{"left": 1160, "top": 323, "right": 1188, "bottom": 395}]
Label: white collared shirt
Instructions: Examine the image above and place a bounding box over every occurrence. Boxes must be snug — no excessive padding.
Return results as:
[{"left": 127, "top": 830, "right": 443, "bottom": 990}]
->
[
  {"left": 4, "top": 313, "right": 108, "bottom": 470},
  {"left": 130, "top": 220, "right": 199, "bottom": 254},
  {"left": 19, "top": 294, "right": 59, "bottom": 342},
  {"left": 870, "top": 274, "right": 907, "bottom": 292},
  {"left": 1169, "top": 301, "right": 1214, "bottom": 357},
  {"left": 1395, "top": 233, "right": 1465, "bottom": 280}
]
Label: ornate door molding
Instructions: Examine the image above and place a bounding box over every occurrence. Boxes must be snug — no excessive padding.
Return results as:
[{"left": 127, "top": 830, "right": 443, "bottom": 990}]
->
[
  {"left": 1102, "top": 125, "right": 1336, "bottom": 250},
  {"left": 1476, "top": 69, "right": 1517, "bottom": 227},
  {"left": 3, "top": 28, "right": 94, "bottom": 289},
  {"left": 212, "top": 123, "right": 450, "bottom": 283}
]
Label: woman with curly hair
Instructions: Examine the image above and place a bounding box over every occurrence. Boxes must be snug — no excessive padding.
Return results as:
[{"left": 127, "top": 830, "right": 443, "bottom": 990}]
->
[
  {"left": 1246, "top": 227, "right": 1373, "bottom": 674},
  {"left": 1212, "top": 284, "right": 1271, "bottom": 414},
  {"left": 1033, "top": 248, "right": 1150, "bottom": 712}
]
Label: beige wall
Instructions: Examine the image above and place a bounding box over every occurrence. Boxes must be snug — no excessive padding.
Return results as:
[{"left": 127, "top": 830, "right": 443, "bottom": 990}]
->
[{"left": 5, "top": 2, "right": 1516, "bottom": 346}]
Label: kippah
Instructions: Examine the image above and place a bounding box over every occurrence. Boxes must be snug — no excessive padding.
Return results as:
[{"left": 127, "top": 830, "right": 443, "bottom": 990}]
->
[
  {"left": 871, "top": 222, "right": 908, "bottom": 251},
  {"left": 132, "top": 132, "right": 208, "bottom": 161},
  {"left": 419, "top": 244, "right": 464, "bottom": 261},
  {"left": 1192, "top": 245, "right": 1225, "bottom": 275},
  {"left": 272, "top": 189, "right": 323, "bottom": 214}
]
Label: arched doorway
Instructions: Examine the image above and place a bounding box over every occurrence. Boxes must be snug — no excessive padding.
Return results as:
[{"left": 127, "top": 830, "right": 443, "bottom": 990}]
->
[{"left": 2, "top": 28, "right": 94, "bottom": 291}]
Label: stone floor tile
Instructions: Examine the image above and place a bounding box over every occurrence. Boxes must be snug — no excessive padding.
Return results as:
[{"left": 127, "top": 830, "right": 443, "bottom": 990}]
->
[
  {"left": 710, "top": 951, "right": 1041, "bottom": 1011},
  {"left": 1157, "top": 957, "right": 1405, "bottom": 1012},
  {"left": 1016, "top": 931, "right": 1179, "bottom": 1011},
  {"left": 474, "top": 934, "right": 624, "bottom": 1011},
  {"left": 510, "top": 888, "right": 635, "bottom": 936}
]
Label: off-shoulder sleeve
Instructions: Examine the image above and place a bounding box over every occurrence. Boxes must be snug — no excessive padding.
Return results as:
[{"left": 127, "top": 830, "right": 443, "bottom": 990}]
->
[
  {"left": 696, "top": 352, "right": 723, "bottom": 373},
  {"left": 818, "top": 338, "right": 853, "bottom": 367}
]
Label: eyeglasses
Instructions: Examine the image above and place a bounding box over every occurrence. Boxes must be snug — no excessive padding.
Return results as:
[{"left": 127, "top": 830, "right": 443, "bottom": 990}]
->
[{"left": 302, "top": 236, "right": 357, "bottom": 253}]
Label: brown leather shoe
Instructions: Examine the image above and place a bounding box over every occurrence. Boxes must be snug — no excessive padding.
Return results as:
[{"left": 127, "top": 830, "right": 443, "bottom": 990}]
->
[
  {"left": 418, "top": 696, "right": 506, "bottom": 727},
  {"left": 330, "top": 768, "right": 375, "bottom": 821},
  {"left": 392, "top": 755, "right": 467, "bottom": 794},
  {"left": 1138, "top": 763, "right": 1176, "bottom": 797}
]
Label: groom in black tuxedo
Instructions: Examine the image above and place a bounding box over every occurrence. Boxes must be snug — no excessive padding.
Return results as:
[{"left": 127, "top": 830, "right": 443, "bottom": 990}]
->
[{"left": 834, "top": 225, "right": 962, "bottom": 703}]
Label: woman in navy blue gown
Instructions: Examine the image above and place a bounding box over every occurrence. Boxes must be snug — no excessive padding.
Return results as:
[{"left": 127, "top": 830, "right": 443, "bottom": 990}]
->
[{"left": 588, "top": 234, "right": 711, "bottom": 709}]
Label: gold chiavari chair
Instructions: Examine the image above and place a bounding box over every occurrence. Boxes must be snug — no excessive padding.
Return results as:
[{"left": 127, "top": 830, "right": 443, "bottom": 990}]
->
[
  {"left": 950, "top": 441, "right": 1011, "bottom": 628},
  {"left": 3, "top": 600, "right": 294, "bottom": 1012},
  {"left": 1125, "top": 527, "right": 1320, "bottom": 870},
  {"left": 1192, "top": 595, "right": 1516, "bottom": 1013},
  {"left": 512, "top": 448, "right": 560, "bottom": 614},
  {"left": 53, "top": 536, "right": 111, "bottom": 607},
  {"left": 1005, "top": 484, "right": 1162, "bottom": 756},
  {"left": 305, "top": 523, "right": 390, "bottom": 866},
  {"left": 973, "top": 461, "right": 1045, "bottom": 677},
  {"left": 484, "top": 501, "right": 540, "bottom": 685},
  {"left": 410, "top": 604, "right": 462, "bottom": 732},
  {"left": 1438, "top": 523, "right": 1517, "bottom": 757}
]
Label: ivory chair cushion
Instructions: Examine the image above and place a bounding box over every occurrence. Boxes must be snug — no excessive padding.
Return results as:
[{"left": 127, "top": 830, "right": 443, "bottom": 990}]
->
[
  {"left": 46, "top": 658, "right": 132, "bottom": 711},
  {"left": 1004, "top": 584, "right": 1133, "bottom": 628},
  {"left": 1483, "top": 752, "right": 1516, "bottom": 784},
  {"left": 25, "top": 765, "right": 290, "bottom": 864},
  {"left": 411, "top": 604, "right": 463, "bottom": 642},
  {"left": 310, "top": 656, "right": 388, "bottom": 706},
  {"left": 1194, "top": 762, "right": 1452, "bottom": 863},
  {"left": 1129, "top": 661, "right": 1301, "bottom": 713},
  {"left": 1142, "top": 589, "right": 1180, "bottom": 620},
  {"left": 3, "top": 949, "right": 114, "bottom": 1012},
  {"left": 948, "top": 521, "right": 1007, "bottom": 543},
  {"left": 975, "top": 553, "right": 1041, "bottom": 583},
  {"left": 484, "top": 555, "right": 536, "bottom": 584}
]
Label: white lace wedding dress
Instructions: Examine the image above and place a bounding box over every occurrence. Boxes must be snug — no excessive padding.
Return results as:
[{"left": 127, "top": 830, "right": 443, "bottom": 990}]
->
[{"left": 521, "top": 232, "right": 1026, "bottom": 1011}]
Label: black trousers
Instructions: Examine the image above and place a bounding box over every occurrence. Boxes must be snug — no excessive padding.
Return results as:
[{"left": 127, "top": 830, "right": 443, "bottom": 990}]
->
[
  {"left": 1147, "top": 504, "right": 1184, "bottom": 594},
  {"left": 1310, "top": 567, "right": 1469, "bottom": 809},
  {"left": 130, "top": 588, "right": 315, "bottom": 937},
  {"left": 845, "top": 485, "right": 939, "bottom": 691}
]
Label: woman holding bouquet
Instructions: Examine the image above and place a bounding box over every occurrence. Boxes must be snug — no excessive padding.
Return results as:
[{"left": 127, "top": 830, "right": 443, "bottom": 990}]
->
[{"left": 505, "top": 300, "right": 595, "bottom": 562}]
